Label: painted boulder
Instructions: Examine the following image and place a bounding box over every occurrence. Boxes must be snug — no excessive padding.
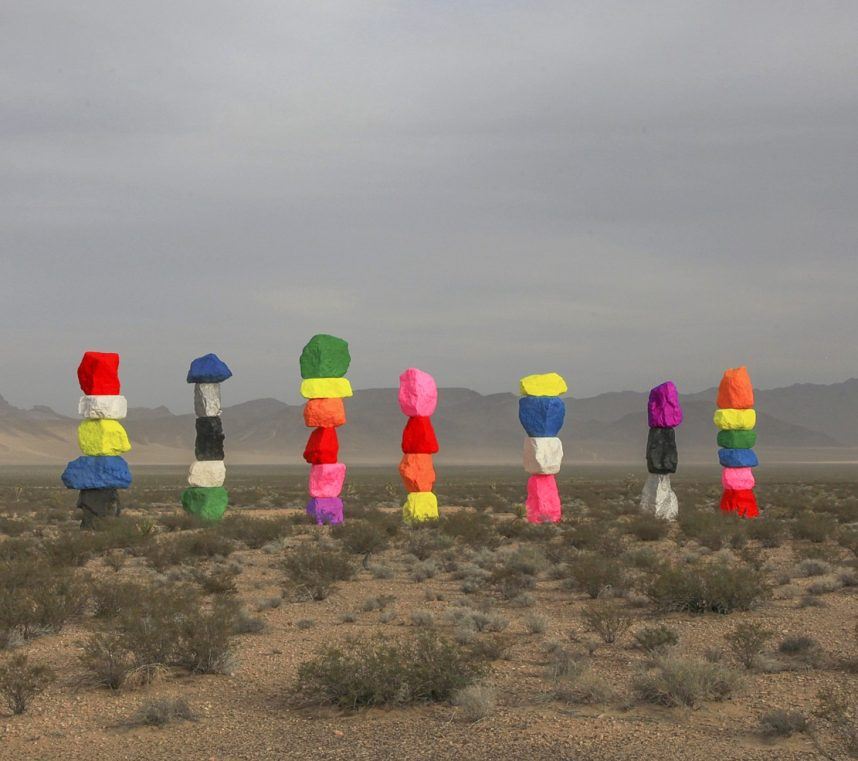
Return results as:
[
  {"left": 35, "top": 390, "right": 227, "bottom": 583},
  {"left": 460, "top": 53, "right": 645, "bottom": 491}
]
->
[
  {"left": 647, "top": 381, "right": 683, "bottom": 428},
  {"left": 77, "top": 352, "right": 120, "bottom": 395},
  {"left": 398, "top": 368, "right": 438, "bottom": 417},
  {"left": 518, "top": 396, "right": 565, "bottom": 437}
]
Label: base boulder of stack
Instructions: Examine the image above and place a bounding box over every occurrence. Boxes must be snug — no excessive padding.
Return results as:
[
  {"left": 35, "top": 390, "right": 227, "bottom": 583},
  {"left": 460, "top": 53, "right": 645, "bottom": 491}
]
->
[
  {"left": 77, "top": 488, "right": 121, "bottom": 527},
  {"left": 639, "top": 474, "right": 678, "bottom": 521},
  {"left": 182, "top": 486, "right": 229, "bottom": 521},
  {"left": 402, "top": 491, "right": 439, "bottom": 523},
  {"left": 306, "top": 497, "right": 344, "bottom": 525},
  {"left": 525, "top": 474, "right": 562, "bottom": 523}
]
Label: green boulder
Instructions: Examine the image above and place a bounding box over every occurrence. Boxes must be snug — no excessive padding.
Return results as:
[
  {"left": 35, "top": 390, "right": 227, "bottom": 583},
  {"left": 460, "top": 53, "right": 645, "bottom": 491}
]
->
[
  {"left": 717, "top": 429, "right": 757, "bottom": 449},
  {"left": 181, "top": 486, "right": 229, "bottom": 521},
  {"left": 299, "top": 334, "right": 350, "bottom": 379}
]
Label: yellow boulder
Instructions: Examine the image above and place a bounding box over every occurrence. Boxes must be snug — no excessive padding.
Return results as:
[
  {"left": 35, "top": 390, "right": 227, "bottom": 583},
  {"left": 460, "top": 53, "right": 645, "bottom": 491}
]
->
[
  {"left": 519, "top": 372, "right": 568, "bottom": 397},
  {"left": 78, "top": 419, "right": 131, "bottom": 456},
  {"left": 300, "top": 377, "right": 353, "bottom": 400},
  {"left": 713, "top": 408, "right": 756, "bottom": 431},
  {"left": 402, "top": 491, "right": 439, "bottom": 523}
]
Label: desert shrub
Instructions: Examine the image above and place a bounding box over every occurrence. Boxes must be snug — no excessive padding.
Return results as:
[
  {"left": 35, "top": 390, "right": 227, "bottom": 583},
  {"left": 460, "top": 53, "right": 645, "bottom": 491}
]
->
[
  {"left": 91, "top": 580, "right": 146, "bottom": 619},
  {"left": 794, "top": 558, "right": 831, "bottom": 577},
  {"left": 746, "top": 519, "right": 784, "bottom": 548},
  {"left": 564, "top": 523, "right": 623, "bottom": 555},
  {"left": 626, "top": 515, "right": 669, "bottom": 542},
  {"left": 807, "top": 578, "right": 843, "bottom": 595},
  {"left": 791, "top": 513, "right": 836, "bottom": 543},
  {"left": 646, "top": 560, "right": 769, "bottom": 614},
  {"left": 215, "top": 515, "right": 293, "bottom": 548},
  {"left": 405, "top": 529, "right": 451, "bottom": 560},
  {"left": 79, "top": 582, "right": 240, "bottom": 687},
  {"left": 778, "top": 635, "right": 818, "bottom": 656},
  {"left": 524, "top": 614, "right": 547, "bottom": 635},
  {"left": 725, "top": 623, "right": 772, "bottom": 669},
  {"left": 758, "top": 709, "right": 808, "bottom": 738},
  {"left": 0, "top": 654, "right": 54, "bottom": 715},
  {"left": 361, "top": 594, "right": 397, "bottom": 612},
  {"left": 452, "top": 683, "right": 496, "bottom": 722},
  {"left": 467, "top": 632, "right": 516, "bottom": 661},
  {"left": 567, "top": 552, "right": 624, "bottom": 599},
  {"left": 838, "top": 528, "right": 858, "bottom": 556},
  {"left": 142, "top": 532, "right": 234, "bottom": 571},
  {"left": 488, "top": 565, "right": 536, "bottom": 600},
  {"left": 0, "top": 558, "right": 88, "bottom": 645},
  {"left": 813, "top": 687, "right": 858, "bottom": 757},
  {"left": 158, "top": 513, "right": 204, "bottom": 532},
  {"left": 439, "top": 511, "right": 499, "bottom": 548},
  {"left": 293, "top": 632, "right": 485, "bottom": 709},
  {"left": 124, "top": 698, "right": 196, "bottom": 727},
  {"left": 332, "top": 521, "right": 389, "bottom": 558},
  {"left": 192, "top": 566, "right": 240, "bottom": 595},
  {"left": 633, "top": 624, "right": 679, "bottom": 654},
  {"left": 281, "top": 542, "right": 355, "bottom": 601},
  {"left": 678, "top": 510, "right": 736, "bottom": 550},
  {"left": 552, "top": 665, "right": 614, "bottom": 705},
  {"left": 581, "top": 601, "right": 633, "bottom": 644},
  {"left": 410, "top": 609, "right": 434, "bottom": 627},
  {"left": 633, "top": 656, "right": 740, "bottom": 708}
]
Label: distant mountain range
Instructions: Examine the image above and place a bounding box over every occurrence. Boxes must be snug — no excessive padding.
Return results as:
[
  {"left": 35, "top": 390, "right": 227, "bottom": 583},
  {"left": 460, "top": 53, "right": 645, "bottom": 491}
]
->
[{"left": 1, "top": 379, "right": 857, "bottom": 465}]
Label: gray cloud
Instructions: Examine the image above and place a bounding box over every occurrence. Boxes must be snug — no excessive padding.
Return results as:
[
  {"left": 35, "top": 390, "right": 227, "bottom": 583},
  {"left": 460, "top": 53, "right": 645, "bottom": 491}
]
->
[{"left": 2, "top": 1, "right": 857, "bottom": 414}]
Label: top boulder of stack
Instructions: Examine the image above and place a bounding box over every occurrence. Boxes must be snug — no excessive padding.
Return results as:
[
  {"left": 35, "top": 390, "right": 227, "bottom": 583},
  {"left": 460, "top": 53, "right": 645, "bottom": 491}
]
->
[
  {"left": 648, "top": 381, "right": 683, "bottom": 428},
  {"left": 187, "top": 353, "right": 233, "bottom": 384},
  {"left": 300, "top": 334, "right": 351, "bottom": 379},
  {"left": 398, "top": 368, "right": 438, "bottom": 417},
  {"left": 519, "top": 373, "right": 568, "bottom": 397},
  {"left": 716, "top": 366, "right": 754, "bottom": 409},
  {"left": 78, "top": 352, "right": 120, "bottom": 395}
]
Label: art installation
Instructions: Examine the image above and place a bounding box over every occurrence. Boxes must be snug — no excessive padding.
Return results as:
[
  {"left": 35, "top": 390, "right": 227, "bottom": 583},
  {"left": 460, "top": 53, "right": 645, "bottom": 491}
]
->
[
  {"left": 714, "top": 365, "right": 759, "bottom": 518},
  {"left": 300, "top": 334, "right": 352, "bottom": 525},
  {"left": 398, "top": 368, "right": 439, "bottom": 522},
  {"left": 181, "top": 353, "right": 232, "bottom": 521},
  {"left": 61, "top": 351, "right": 131, "bottom": 527},
  {"left": 640, "top": 381, "right": 682, "bottom": 520},
  {"left": 519, "top": 372, "right": 567, "bottom": 523}
]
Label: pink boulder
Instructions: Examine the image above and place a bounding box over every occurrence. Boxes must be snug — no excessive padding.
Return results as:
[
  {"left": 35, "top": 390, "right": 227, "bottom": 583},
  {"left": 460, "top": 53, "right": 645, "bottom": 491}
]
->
[
  {"left": 309, "top": 463, "right": 346, "bottom": 498},
  {"left": 398, "top": 368, "right": 438, "bottom": 417},
  {"left": 525, "top": 474, "right": 562, "bottom": 524},
  {"left": 721, "top": 466, "right": 755, "bottom": 491}
]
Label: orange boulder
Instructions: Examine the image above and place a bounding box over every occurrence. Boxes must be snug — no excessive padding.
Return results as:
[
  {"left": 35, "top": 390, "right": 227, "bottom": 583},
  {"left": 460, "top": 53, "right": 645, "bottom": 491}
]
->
[
  {"left": 399, "top": 454, "right": 436, "bottom": 492},
  {"left": 303, "top": 398, "right": 346, "bottom": 428},
  {"left": 716, "top": 366, "right": 754, "bottom": 409}
]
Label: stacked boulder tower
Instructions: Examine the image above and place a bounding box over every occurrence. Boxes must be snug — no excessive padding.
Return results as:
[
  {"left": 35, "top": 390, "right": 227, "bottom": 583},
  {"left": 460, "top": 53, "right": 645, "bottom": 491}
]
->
[
  {"left": 714, "top": 366, "right": 759, "bottom": 518},
  {"left": 398, "top": 368, "right": 440, "bottom": 523},
  {"left": 640, "top": 381, "right": 683, "bottom": 520},
  {"left": 62, "top": 351, "right": 132, "bottom": 527},
  {"left": 181, "top": 353, "right": 233, "bottom": 521},
  {"left": 519, "top": 372, "right": 567, "bottom": 523},
  {"left": 300, "top": 334, "right": 352, "bottom": 526}
]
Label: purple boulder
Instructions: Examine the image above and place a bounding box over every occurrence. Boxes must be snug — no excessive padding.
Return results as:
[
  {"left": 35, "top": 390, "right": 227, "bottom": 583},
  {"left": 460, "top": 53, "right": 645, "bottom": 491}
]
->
[
  {"left": 305, "top": 497, "right": 344, "bottom": 525},
  {"left": 648, "top": 381, "right": 683, "bottom": 428}
]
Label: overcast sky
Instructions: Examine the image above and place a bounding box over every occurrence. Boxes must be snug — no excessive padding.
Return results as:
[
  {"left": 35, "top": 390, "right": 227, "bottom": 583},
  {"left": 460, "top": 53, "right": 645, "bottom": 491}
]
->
[{"left": 3, "top": 1, "right": 857, "bottom": 414}]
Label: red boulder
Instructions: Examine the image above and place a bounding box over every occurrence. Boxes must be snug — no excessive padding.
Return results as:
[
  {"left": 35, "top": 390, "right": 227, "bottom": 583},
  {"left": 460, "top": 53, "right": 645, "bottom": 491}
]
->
[
  {"left": 719, "top": 488, "right": 759, "bottom": 518},
  {"left": 77, "top": 351, "right": 120, "bottom": 395},
  {"left": 401, "top": 416, "right": 439, "bottom": 454},
  {"left": 303, "top": 427, "right": 339, "bottom": 464}
]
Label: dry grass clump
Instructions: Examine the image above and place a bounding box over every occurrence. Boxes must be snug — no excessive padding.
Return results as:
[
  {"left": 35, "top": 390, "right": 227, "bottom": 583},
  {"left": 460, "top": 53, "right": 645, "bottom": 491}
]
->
[
  {"left": 566, "top": 552, "right": 624, "bottom": 599},
  {"left": 293, "top": 632, "right": 485, "bottom": 709},
  {"left": 758, "top": 709, "right": 808, "bottom": 738},
  {"left": 452, "top": 683, "right": 496, "bottom": 721},
  {"left": 632, "top": 655, "right": 741, "bottom": 708},
  {"left": 122, "top": 698, "right": 196, "bottom": 728},
  {"left": 633, "top": 624, "right": 679, "bottom": 655}
]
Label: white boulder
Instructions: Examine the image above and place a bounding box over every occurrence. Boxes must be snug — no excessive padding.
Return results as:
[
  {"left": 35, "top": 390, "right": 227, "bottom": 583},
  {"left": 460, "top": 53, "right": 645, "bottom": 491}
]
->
[
  {"left": 194, "top": 383, "right": 222, "bottom": 417},
  {"left": 188, "top": 460, "right": 226, "bottom": 487},
  {"left": 78, "top": 395, "right": 127, "bottom": 420},
  {"left": 640, "top": 474, "right": 678, "bottom": 521},
  {"left": 523, "top": 436, "right": 563, "bottom": 474}
]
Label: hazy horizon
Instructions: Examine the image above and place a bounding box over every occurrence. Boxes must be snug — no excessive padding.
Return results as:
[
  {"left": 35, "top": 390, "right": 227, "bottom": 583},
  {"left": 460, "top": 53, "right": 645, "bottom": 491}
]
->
[{"left": 4, "top": 2, "right": 857, "bottom": 412}]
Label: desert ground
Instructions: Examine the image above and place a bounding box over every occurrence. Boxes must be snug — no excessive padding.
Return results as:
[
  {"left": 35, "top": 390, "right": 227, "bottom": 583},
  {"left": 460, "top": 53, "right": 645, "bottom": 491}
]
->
[{"left": 0, "top": 464, "right": 856, "bottom": 761}]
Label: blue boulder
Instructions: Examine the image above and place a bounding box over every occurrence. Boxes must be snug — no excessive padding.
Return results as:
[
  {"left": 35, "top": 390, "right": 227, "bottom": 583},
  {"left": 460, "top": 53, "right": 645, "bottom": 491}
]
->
[
  {"left": 62, "top": 456, "right": 132, "bottom": 489},
  {"left": 718, "top": 448, "right": 759, "bottom": 468},
  {"left": 187, "top": 353, "right": 232, "bottom": 383},
  {"left": 519, "top": 396, "right": 566, "bottom": 437}
]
